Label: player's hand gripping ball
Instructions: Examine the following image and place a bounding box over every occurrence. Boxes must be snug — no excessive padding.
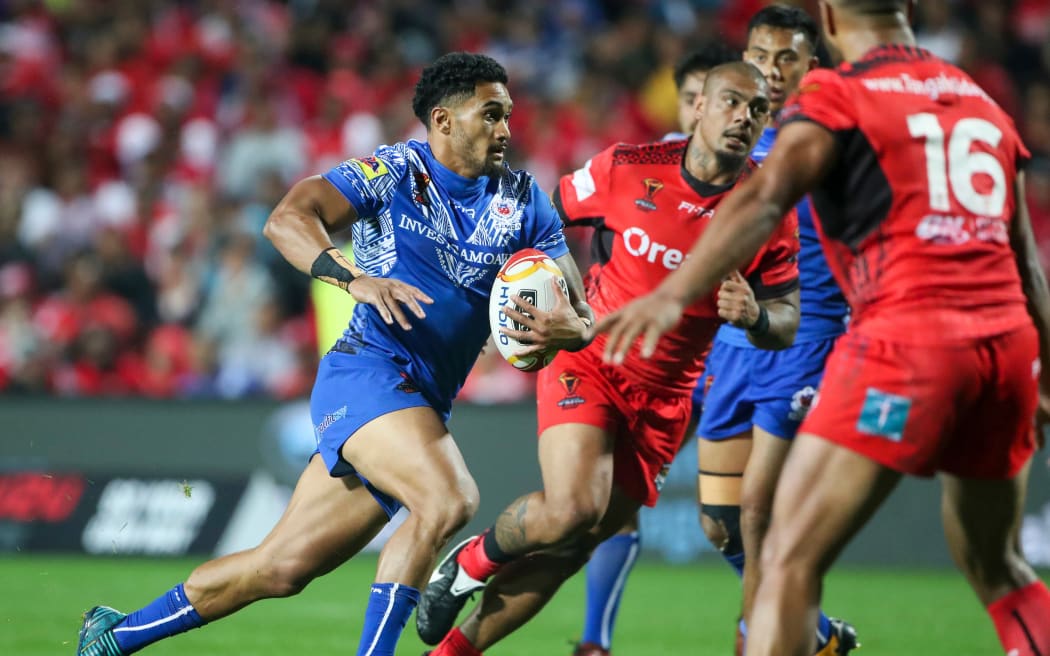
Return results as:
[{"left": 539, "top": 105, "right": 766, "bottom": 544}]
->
[{"left": 489, "top": 248, "right": 568, "bottom": 371}]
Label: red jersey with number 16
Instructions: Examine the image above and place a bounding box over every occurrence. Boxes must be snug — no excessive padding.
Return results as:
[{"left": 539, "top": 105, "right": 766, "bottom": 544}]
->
[
  {"left": 554, "top": 139, "right": 800, "bottom": 394},
  {"left": 780, "top": 45, "right": 1031, "bottom": 344}
]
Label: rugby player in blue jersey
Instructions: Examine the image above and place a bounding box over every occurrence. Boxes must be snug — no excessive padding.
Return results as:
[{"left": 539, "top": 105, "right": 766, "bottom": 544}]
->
[
  {"left": 74, "top": 52, "right": 592, "bottom": 656},
  {"left": 692, "top": 6, "right": 856, "bottom": 654}
]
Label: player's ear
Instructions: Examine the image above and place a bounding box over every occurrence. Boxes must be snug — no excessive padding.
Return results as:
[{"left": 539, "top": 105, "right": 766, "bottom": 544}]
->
[
  {"left": 905, "top": 0, "right": 916, "bottom": 23},
  {"left": 807, "top": 54, "right": 820, "bottom": 72},
  {"left": 693, "top": 94, "right": 705, "bottom": 126},
  {"left": 431, "top": 106, "right": 452, "bottom": 135}
]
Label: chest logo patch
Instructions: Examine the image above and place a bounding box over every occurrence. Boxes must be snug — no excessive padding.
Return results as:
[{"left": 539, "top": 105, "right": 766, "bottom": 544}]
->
[{"left": 634, "top": 177, "right": 664, "bottom": 212}]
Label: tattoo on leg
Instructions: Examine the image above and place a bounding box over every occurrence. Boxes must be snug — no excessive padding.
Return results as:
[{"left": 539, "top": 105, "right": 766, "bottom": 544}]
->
[{"left": 494, "top": 495, "right": 531, "bottom": 556}]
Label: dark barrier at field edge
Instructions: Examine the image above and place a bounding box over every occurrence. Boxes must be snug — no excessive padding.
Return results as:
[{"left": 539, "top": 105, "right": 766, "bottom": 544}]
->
[{"left": 0, "top": 398, "right": 1047, "bottom": 567}]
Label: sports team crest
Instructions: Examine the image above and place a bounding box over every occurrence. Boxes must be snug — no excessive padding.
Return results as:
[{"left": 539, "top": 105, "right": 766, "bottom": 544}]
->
[
  {"left": 788, "top": 385, "right": 817, "bottom": 421},
  {"left": 557, "top": 371, "right": 585, "bottom": 408},
  {"left": 634, "top": 177, "right": 664, "bottom": 211}
]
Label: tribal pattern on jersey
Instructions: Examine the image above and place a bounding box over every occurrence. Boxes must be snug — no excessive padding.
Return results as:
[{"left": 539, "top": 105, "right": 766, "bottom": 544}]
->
[{"left": 322, "top": 139, "right": 568, "bottom": 408}]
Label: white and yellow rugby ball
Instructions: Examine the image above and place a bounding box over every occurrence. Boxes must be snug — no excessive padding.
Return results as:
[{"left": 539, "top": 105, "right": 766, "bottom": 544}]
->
[{"left": 489, "top": 248, "right": 568, "bottom": 372}]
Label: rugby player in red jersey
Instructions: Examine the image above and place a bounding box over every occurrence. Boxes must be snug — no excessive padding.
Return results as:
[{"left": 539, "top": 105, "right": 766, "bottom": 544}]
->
[
  {"left": 596, "top": 1, "right": 1050, "bottom": 654},
  {"left": 415, "top": 62, "right": 801, "bottom": 655}
]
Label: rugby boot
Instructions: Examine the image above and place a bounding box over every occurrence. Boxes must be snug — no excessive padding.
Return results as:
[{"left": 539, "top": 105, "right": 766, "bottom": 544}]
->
[
  {"left": 76, "top": 606, "right": 126, "bottom": 656},
  {"left": 571, "top": 641, "right": 611, "bottom": 656},
  {"left": 815, "top": 617, "right": 860, "bottom": 655},
  {"left": 416, "top": 537, "right": 487, "bottom": 645}
]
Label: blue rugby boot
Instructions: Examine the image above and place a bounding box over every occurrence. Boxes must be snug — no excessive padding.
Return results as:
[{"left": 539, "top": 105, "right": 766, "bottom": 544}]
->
[{"left": 76, "top": 606, "right": 126, "bottom": 656}]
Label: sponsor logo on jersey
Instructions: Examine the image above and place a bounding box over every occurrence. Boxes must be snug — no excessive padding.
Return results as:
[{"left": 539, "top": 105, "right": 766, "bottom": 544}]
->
[
  {"left": 353, "top": 156, "right": 390, "bottom": 180},
  {"left": 788, "top": 385, "right": 818, "bottom": 422},
  {"left": 915, "top": 214, "right": 1008, "bottom": 245},
  {"left": 557, "top": 371, "right": 585, "bottom": 408},
  {"left": 621, "top": 226, "right": 686, "bottom": 270},
  {"left": 396, "top": 372, "right": 419, "bottom": 394},
  {"left": 634, "top": 177, "right": 664, "bottom": 211}
]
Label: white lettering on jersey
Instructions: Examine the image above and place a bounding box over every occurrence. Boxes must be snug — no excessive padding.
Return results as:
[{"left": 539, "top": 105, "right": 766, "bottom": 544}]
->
[
  {"left": 622, "top": 226, "right": 686, "bottom": 270},
  {"left": 677, "top": 200, "right": 715, "bottom": 219},
  {"left": 914, "top": 214, "right": 1008, "bottom": 245},
  {"left": 571, "top": 159, "right": 596, "bottom": 201}
]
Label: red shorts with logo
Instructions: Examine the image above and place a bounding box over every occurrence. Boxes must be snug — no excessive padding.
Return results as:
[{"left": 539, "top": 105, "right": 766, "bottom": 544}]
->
[
  {"left": 536, "top": 348, "right": 692, "bottom": 506},
  {"left": 801, "top": 325, "right": 1038, "bottom": 479}
]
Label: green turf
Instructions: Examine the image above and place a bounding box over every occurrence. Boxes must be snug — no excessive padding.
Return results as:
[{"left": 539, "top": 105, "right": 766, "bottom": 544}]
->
[{"left": 2, "top": 555, "right": 1042, "bottom": 655}]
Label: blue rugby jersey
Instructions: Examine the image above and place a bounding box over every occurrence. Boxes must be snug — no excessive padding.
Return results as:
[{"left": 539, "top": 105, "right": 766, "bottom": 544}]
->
[
  {"left": 715, "top": 126, "right": 849, "bottom": 347},
  {"left": 321, "top": 140, "right": 568, "bottom": 408}
]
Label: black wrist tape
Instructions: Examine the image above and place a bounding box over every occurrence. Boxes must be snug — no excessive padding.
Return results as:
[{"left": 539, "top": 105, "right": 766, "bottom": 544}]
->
[
  {"left": 310, "top": 247, "right": 356, "bottom": 291},
  {"left": 748, "top": 305, "right": 770, "bottom": 336}
]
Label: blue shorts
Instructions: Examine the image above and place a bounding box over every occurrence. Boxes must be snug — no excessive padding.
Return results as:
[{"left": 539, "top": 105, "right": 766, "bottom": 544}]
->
[
  {"left": 694, "top": 337, "right": 837, "bottom": 441},
  {"left": 310, "top": 347, "right": 447, "bottom": 518}
]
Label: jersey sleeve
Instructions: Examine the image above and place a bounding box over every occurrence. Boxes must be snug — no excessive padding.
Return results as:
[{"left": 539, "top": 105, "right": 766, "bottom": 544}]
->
[
  {"left": 321, "top": 144, "right": 408, "bottom": 219},
  {"left": 524, "top": 180, "right": 570, "bottom": 259},
  {"left": 778, "top": 68, "right": 857, "bottom": 134},
  {"left": 554, "top": 144, "right": 617, "bottom": 227},
  {"left": 744, "top": 205, "right": 800, "bottom": 300}
]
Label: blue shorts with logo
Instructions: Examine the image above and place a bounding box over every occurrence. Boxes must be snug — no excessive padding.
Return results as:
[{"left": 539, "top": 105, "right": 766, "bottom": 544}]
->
[
  {"left": 693, "top": 337, "right": 838, "bottom": 441},
  {"left": 310, "top": 345, "right": 447, "bottom": 518}
]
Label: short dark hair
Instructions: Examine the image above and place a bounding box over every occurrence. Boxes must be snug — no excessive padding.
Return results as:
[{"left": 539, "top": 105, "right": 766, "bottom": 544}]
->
[
  {"left": 673, "top": 45, "right": 738, "bottom": 89},
  {"left": 412, "top": 52, "right": 509, "bottom": 127},
  {"left": 747, "top": 4, "right": 820, "bottom": 53}
]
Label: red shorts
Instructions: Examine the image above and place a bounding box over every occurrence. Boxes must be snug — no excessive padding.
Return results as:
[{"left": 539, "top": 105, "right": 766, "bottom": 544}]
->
[
  {"left": 536, "top": 348, "right": 692, "bottom": 506},
  {"left": 802, "top": 325, "right": 1038, "bottom": 479}
]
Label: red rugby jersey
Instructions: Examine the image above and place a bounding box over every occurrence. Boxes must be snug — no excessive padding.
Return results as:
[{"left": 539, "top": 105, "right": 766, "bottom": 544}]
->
[
  {"left": 780, "top": 45, "right": 1032, "bottom": 343},
  {"left": 555, "top": 139, "right": 800, "bottom": 393}
]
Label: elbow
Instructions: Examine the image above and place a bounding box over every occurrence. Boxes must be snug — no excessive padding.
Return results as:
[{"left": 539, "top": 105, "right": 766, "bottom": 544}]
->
[{"left": 263, "top": 209, "right": 293, "bottom": 246}]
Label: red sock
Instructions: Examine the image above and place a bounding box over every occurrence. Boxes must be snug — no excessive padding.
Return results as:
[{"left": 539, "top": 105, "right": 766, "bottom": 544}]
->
[
  {"left": 456, "top": 531, "right": 505, "bottom": 581},
  {"left": 987, "top": 581, "right": 1050, "bottom": 656},
  {"left": 430, "top": 627, "right": 483, "bottom": 656}
]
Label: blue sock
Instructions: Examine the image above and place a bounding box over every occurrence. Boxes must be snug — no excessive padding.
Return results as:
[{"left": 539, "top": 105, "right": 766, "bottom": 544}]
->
[
  {"left": 111, "top": 583, "right": 206, "bottom": 654},
  {"left": 813, "top": 611, "right": 833, "bottom": 652},
  {"left": 723, "top": 549, "right": 745, "bottom": 578},
  {"left": 581, "top": 531, "right": 641, "bottom": 649},
  {"left": 356, "top": 582, "right": 420, "bottom": 656}
]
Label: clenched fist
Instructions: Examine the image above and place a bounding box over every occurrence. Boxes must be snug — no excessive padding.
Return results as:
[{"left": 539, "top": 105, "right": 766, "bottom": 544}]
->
[{"left": 717, "top": 270, "right": 761, "bottom": 330}]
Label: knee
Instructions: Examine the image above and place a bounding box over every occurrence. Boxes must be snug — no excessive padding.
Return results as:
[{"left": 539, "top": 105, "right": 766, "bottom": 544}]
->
[
  {"left": 545, "top": 498, "right": 603, "bottom": 542},
  {"left": 701, "top": 504, "right": 743, "bottom": 555},
  {"left": 413, "top": 483, "right": 479, "bottom": 544}
]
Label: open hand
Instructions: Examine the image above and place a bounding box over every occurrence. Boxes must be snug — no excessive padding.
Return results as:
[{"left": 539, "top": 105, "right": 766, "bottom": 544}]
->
[
  {"left": 348, "top": 276, "right": 434, "bottom": 330},
  {"left": 499, "top": 279, "right": 590, "bottom": 355},
  {"left": 591, "top": 291, "right": 685, "bottom": 365}
]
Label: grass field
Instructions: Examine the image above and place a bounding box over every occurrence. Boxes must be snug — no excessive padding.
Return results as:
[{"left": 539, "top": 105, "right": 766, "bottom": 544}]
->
[{"left": 3, "top": 555, "right": 1044, "bottom": 655}]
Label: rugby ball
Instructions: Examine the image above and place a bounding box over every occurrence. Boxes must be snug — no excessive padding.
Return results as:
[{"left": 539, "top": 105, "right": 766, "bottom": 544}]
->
[{"left": 489, "top": 249, "right": 569, "bottom": 372}]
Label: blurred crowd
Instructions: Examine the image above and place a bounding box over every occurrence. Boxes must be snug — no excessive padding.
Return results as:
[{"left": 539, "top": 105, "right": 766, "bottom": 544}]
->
[{"left": 0, "top": 0, "right": 1048, "bottom": 400}]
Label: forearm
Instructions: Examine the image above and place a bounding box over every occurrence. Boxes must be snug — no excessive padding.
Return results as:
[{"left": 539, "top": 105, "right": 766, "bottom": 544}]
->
[
  {"left": 659, "top": 186, "right": 783, "bottom": 305},
  {"left": 745, "top": 299, "right": 799, "bottom": 350},
  {"left": 264, "top": 209, "right": 355, "bottom": 277}
]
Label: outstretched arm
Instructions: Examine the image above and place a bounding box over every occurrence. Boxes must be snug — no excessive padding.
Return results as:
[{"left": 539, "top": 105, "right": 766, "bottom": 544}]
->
[{"left": 596, "top": 121, "right": 836, "bottom": 362}]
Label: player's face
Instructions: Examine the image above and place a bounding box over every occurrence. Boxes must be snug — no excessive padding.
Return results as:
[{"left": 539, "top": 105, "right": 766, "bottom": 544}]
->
[
  {"left": 696, "top": 71, "right": 770, "bottom": 167},
  {"left": 744, "top": 25, "right": 817, "bottom": 114},
  {"left": 677, "top": 71, "right": 708, "bottom": 135},
  {"left": 448, "top": 81, "right": 512, "bottom": 178}
]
